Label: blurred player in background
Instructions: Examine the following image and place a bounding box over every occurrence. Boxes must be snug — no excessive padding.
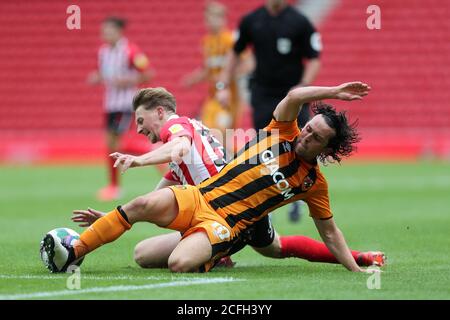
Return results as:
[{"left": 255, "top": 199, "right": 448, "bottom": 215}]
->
[
  {"left": 181, "top": 1, "right": 253, "bottom": 147},
  {"left": 217, "top": 0, "right": 323, "bottom": 223},
  {"left": 87, "top": 16, "right": 154, "bottom": 201},
  {"left": 70, "top": 87, "right": 384, "bottom": 272}
]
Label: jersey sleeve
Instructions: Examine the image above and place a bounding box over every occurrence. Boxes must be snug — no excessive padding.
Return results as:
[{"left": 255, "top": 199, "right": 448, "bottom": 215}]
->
[
  {"left": 234, "top": 15, "right": 252, "bottom": 54},
  {"left": 159, "top": 118, "right": 194, "bottom": 143},
  {"left": 164, "top": 171, "right": 177, "bottom": 182},
  {"left": 264, "top": 118, "right": 301, "bottom": 142},
  {"left": 305, "top": 183, "right": 333, "bottom": 220},
  {"left": 298, "top": 15, "right": 321, "bottom": 59},
  {"left": 128, "top": 43, "right": 150, "bottom": 72}
]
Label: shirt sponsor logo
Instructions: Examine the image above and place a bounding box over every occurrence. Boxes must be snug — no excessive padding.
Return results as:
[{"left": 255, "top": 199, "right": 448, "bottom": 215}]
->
[
  {"left": 168, "top": 124, "right": 184, "bottom": 134},
  {"left": 260, "top": 150, "right": 295, "bottom": 200}
]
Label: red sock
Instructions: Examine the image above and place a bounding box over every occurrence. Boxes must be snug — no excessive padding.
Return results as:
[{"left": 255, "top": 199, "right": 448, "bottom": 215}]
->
[
  {"left": 108, "top": 155, "right": 118, "bottom": 187},
  {"left": 280, "top": 235, "right": 360, "bottom": 264}
]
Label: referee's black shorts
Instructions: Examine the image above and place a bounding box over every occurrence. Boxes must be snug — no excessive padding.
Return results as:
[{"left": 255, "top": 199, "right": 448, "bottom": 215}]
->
[{"left": 250, "top": 85, "right": 310, "bottom": 130}]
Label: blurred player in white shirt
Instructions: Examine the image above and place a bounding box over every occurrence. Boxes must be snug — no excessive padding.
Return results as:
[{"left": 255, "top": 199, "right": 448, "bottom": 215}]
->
[{"left": 87, "top": 16, "right": 154, "bottom": 201}]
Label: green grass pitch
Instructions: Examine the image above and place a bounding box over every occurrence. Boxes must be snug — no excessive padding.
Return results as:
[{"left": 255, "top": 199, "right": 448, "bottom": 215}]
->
[{"left": 0, "top": 161, "right": 449, "bottom": 300}]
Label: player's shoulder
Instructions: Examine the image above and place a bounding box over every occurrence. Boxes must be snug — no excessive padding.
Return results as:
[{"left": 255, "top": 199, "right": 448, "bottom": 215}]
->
[
  {"left": 242, "top": 6, "right": 266, "bottom": 22},
  {"left": 264, "top": 118, "right": 301, "bottom": 139},
  {"left": 313, "top": 163, "right": 329, "bottom": 190},
  {"left": 169, "top": 116, "right": 191, "bottom": 125},
  {"left": 98, "top": 43, "right": 110, "bottom": 53},
  {"left": 124, "top": 39, "right": 141, "bottom": 53},
  {"left": 162, "top": 116, "right": 188, "bottom": 130},
  {"left": 221, "top": 29, "right": 234, "bottom": 40},
  {"left": 286, "top": 7, "right": 314, "bottom": 26},
  {"left": 160, "top": 116, "right": 194, "bottom": 141}
]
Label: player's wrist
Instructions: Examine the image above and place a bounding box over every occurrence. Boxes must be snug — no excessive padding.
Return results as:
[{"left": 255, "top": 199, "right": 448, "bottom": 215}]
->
[{"left": 134, "top": 156, "right": 145, "bottom": 167}]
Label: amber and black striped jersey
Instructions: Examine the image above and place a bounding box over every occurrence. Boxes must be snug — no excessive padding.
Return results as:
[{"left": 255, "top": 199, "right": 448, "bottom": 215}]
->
[{"left": 197, "top": 118, "right": 332, "bottom": 233}]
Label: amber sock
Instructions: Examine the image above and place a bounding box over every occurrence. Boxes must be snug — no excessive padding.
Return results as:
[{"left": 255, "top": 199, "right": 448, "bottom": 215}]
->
[{"left": 73, "top": 206, "right": 131, "bottom": 258}]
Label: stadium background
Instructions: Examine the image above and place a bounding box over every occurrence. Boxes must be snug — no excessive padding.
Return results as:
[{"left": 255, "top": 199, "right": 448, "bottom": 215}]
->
[
  {"left": 1, "top": 0, "right": 449, "bottom": 162},
  {"left": 0, "top": 0, "right": 449, "bottom": 300}
]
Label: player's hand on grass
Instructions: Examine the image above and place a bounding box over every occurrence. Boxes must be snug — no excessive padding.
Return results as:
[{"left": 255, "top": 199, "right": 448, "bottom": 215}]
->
[
  {"left": 110, "top": 152, "right": 143, "bottom": 174},
  {"left": 72, "top": 208, "right": 105, "bottom": 227},
  {"left": 335, "top": 82, "right": 371, "bottom": 101},
  {"left": 359, "top": 267, "right": 383, "bottom": 273}
]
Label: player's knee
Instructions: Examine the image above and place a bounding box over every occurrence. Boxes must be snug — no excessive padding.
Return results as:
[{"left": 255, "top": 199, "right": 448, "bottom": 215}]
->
[
  {"left": 133, "top": 242, "right": 149, "bottom": 268},
  {"left": 253, "top": 236, "right": 282, "bottom": 258},
  {"left": 126, "top": 195, "right": 155, "bottom": 217},
  {"left": 167, "top": 255, "right": 197, "bottom": 273}
]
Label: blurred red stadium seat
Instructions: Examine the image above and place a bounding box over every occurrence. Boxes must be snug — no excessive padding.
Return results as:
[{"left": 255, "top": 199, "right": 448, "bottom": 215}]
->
[{"left": 0, "top": 0, "right": 449, "bottom": 162}]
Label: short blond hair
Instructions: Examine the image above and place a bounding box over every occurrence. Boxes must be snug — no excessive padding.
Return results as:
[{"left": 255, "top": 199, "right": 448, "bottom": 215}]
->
[
  {"left": 132, "top": 87, "right": 177, "bottom": 113},
  {"left": 205, "top": 1, "right": 226, "bottom": 17}
]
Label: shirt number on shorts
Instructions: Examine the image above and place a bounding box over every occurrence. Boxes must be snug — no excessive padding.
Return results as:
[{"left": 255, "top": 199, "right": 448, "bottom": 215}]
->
[{"left": 212, "top": 222, "right": 231, "bottom": 241}]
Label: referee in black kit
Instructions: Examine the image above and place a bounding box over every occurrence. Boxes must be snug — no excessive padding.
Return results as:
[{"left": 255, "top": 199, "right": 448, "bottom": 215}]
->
[{"left": 217, "top": 0, "right": 322, "bottom": 222}]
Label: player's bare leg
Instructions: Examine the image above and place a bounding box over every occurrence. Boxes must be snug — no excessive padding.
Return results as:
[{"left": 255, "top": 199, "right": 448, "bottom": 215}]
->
[
  {"left": 251, "top": 232, "right": 282, "bottom": 258},
  {"left": 134, "top": 232, "right": 181, "bottom": 268},
  {"left": 72, "top": 188, "right": 179, "bottom": 258},
  {"left": 168, "top": 231, "right": 212, "bottom": 273},
  {"left": 44, "top": 188, "right": 183, "bottom": 272},
  {"left": 122, "top": 188, "right": 179, "bottom": 225},
  {"left": 134, "top": 231, "right": 235, "bottom": 269}
]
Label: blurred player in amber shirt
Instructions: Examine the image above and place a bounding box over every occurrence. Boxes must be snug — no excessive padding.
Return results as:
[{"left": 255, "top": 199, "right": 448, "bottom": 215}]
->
[{"left": 182, "top": 2, "right": 252, "bottom": 141}]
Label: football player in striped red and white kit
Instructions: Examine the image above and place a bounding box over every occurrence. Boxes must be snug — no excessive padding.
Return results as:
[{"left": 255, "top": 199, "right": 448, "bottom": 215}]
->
[
  {"left": 87, "top": 16, "right": 154, "bottom": 201},
  {"left": 72, "top": 87, "right": 384, "bottom": 270}
]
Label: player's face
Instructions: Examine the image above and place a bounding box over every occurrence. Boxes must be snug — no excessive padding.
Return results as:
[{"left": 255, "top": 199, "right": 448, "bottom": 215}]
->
[
  {"left": 266, "top": 0, "right": 287, "bottom": 9},
  {"left": 135, "top": 106, "right": 164, "bottom": 143},
  {"left": 205, "top": 12, "right": 225, "bottom": 32},
  {"left": 101, "top": 22, "right": 122, "bottom": 44},
  {"left": 295, "top": 115, "right": 335, "bottom": 161}
]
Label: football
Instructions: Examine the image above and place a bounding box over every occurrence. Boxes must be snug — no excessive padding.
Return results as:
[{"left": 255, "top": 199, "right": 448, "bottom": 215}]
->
[{"left": 40, "top": 228, "right": 84, "bottom": 273}]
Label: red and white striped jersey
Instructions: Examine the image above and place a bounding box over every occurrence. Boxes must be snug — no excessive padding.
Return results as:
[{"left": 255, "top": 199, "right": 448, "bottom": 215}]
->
[
  {"left": 98, "top": 37, "right": 149, "bottom": 113},
  {"left": 160, "top": 115, "right": 227, "bottom": 185}
]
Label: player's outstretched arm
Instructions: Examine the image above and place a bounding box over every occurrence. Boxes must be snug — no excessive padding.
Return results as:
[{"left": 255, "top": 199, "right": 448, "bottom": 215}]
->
[
  {"left": 313, "top": 217, "right": 364, "bottom": 272},
  {"left": 273, "top": 82, "right": 371, "bottom": 122},
  {"left": 110, "top": 136, "right": 191, "bottom": 174}
]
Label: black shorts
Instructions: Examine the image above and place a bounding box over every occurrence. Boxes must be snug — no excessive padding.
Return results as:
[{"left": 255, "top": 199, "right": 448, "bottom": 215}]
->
[
  {"left": 250, "top": 84, "right": 310, "bottom": 130},
  {"left": 226, "top": 215, "right": 276, "bottom": 256},
  {"left": 106, "top": 112, "right": 133, "bottom": 135}
]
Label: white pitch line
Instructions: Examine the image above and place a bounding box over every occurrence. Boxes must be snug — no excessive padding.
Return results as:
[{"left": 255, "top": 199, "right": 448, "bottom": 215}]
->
[
  {"left": 0, "top": 274, "right": 171, "bottom": 281},
  {"left": 0, "top": 277, "right": 242, "bottom": 300}
]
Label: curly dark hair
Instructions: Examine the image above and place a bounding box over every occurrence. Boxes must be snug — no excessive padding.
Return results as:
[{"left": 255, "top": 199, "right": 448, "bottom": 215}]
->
[{"left": 311, "top": 102, "right": 361, "bottom": 164}]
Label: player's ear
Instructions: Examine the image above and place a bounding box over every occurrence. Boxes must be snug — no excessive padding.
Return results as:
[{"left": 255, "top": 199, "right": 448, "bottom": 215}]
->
[{"left": 157, "top": 106, "right": 165, "bottom": 119}]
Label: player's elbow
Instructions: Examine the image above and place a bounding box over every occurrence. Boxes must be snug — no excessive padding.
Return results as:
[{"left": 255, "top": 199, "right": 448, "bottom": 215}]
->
[{"left": 286, "top": 86, "right": 305, "bottom": 103}]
